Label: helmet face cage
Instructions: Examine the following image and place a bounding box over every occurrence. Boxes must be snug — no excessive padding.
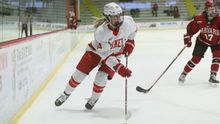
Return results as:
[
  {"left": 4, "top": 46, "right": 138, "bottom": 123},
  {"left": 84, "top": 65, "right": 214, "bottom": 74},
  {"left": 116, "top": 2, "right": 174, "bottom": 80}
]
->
[
  {"left": 206, "top": 7, "right": 217, "bottom": 18},
  {"left": 205, "top": 0, "right": 217, "bottom": 20},
  {"left": 104, "top": 13, "right": 124, "bottom": 28},
  {"left": 103, "top": 2, "right": 124, "bottom": 28}
]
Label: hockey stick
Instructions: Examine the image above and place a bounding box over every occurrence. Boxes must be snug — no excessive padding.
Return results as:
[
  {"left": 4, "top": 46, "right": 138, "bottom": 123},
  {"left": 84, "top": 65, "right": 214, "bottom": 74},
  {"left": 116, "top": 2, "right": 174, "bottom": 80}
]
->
[
  {"left": 125, "top": 54, "right": 128, "bottom": 121},
  {"left": 136, "top": 46, "right": 187, "bottom": 93}
]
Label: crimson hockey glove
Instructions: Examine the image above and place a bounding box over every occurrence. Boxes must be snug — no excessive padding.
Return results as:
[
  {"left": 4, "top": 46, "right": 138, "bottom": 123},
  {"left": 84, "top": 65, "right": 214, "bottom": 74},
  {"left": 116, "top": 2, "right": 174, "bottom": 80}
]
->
[
  {"left": 184, "top": 34, "right": 192, "bottom": 47},
  {"left": 123, "top": 40, "right": 135, "bottom": 56},
  {"left": 114, "top": 63, "right": 132, "bottom": 77}
]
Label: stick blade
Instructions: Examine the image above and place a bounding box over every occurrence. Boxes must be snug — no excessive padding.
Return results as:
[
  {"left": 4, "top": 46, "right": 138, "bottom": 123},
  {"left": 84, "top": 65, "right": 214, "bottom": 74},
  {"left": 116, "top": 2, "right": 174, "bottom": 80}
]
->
[{"left": 136, "top": 86, "right": 149, "bottom": 93}]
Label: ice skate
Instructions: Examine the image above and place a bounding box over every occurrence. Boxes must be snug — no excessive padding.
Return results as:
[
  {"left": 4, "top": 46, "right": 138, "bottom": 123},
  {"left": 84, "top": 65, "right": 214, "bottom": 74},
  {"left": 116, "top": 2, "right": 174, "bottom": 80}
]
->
[
  {"left": 85, "top": 98, "right": 99, "bottom": 110},
  {"left": 178, "top": 72, "right": 186, "bottom": 85},
  {"left": 209, "top": 73, "right": 219, "bottom": 87},
  {"left": 55, "top": 92, "right": 70, "bottom": 107}
]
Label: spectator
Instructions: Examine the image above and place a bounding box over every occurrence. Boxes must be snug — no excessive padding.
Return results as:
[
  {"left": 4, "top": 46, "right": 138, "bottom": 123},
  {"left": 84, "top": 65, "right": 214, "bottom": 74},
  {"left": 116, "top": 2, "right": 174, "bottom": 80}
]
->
[
  {"left": 29, "top": 14, "right": 33, "bottom": 35},
  {"left": 130, "top": 9, "right": 136, "bottom": 17},
  {"left": 135, "top": 8, "right": 140, "bottom": 17},
  {"left": 21, "top": 12, "right": 29, "bottom": 37},
  {"left": 130, "top": 8, "right": 140, "bottom": 18},
  {"left": 173, "top": 6, "right": 180, "bottom": 18},
  {"left": 152, "top": 2, "right": 158, "bottom": 17},
  {"left": 69, "top": 11, "right": 77, "bottom": 29},
  {"left": 167, "top": 5, "right": 173, "bottom": 16}
]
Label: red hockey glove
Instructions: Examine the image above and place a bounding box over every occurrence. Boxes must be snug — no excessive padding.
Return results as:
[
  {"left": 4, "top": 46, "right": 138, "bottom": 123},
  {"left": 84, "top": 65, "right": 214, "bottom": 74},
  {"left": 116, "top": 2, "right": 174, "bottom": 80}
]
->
[
  {"left": 69, "top": 23, "right": 77, "bottom": 29},
  {"left": 114, "top": 63, "right": 132, "bottom": 77},
  {"left": 123, "top": 40, "right": 135, "bottom": 56},
  {"left": 184, "top": 34, "right": 192, "bottom": 47}
]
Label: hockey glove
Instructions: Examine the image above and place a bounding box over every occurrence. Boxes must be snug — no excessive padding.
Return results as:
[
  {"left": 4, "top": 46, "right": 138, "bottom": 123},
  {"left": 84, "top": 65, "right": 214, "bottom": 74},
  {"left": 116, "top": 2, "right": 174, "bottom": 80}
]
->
[
  {"left": 123, "top": 40, "right": 135, "bottom": 56},
  {"left": 114, "top": 63, "right": 132, "bottom": 77},
  {"left": 184, "top": 34, "right": 192, "bottom": 47},
  {"left": 69, "top": 22, "right": 77, "bottom": 29}
]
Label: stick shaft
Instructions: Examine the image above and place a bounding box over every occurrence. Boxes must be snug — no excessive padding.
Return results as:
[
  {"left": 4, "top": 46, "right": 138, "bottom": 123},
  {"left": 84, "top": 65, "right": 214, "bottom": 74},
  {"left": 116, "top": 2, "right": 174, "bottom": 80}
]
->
[
  {"left": 147, "top": 46, "right": 186, "bottom": 91},
  {"left": 125, "top": 55, "right": 128, "bottom": 120}
]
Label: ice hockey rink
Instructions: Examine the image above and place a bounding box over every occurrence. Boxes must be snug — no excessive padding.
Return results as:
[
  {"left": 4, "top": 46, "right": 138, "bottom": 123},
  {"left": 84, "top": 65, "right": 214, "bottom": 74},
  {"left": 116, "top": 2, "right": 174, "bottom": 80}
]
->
[{"left": 18, "top": 29, "right": 220, "bottom": 124}]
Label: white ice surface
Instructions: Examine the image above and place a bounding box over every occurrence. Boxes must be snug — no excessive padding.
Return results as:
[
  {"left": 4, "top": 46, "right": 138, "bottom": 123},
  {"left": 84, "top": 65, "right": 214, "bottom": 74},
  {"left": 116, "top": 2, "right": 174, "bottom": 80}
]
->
[{"left": 19, "top": 29, "right": 220, "bottom": 124}]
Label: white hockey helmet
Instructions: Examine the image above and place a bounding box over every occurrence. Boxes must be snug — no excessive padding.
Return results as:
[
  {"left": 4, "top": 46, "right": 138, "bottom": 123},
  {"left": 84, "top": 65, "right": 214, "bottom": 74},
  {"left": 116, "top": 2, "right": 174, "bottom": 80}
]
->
[{"left": 103, "top": 2, "right": 124, "bottom": 28}]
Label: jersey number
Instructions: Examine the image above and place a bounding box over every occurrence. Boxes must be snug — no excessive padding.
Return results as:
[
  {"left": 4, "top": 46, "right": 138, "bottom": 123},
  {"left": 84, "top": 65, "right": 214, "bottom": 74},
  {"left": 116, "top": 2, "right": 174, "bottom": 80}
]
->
[{"left": 205, "top": 34, "right": 213, "bottom": 41}]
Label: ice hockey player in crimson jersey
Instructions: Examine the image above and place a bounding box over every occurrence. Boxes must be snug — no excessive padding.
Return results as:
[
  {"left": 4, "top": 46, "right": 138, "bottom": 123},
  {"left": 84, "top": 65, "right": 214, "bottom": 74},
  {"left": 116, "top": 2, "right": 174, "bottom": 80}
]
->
[
  {"left": 55, "top": 2, "right": 137, "bottom": 109},
  {"left": 179, "top": 0, "right": 220, "bottom": 86}
]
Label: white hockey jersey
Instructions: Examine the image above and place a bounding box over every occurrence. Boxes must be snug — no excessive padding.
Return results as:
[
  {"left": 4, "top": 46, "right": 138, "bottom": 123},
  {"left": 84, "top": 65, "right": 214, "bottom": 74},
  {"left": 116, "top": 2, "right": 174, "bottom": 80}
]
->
[{"left": 87, "top": 16, "right": 137, "bottom": 59}]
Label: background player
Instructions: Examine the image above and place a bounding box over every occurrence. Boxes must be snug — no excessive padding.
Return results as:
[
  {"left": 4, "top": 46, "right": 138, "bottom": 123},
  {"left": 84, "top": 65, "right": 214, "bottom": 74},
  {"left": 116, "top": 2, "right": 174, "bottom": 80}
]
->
[{"left": 179, "top": 0, "right": 220, "bottom": 86}]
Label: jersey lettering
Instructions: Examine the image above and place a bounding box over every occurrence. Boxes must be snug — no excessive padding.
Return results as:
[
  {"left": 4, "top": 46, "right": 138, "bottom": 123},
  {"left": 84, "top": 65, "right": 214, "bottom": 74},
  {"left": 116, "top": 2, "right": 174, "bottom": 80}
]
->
[
  {"left": 200, "top": 27, "right": 219, "bottom": 35},
  {"left": 109, "top": 39, "right": 123, "bottom": 49}
]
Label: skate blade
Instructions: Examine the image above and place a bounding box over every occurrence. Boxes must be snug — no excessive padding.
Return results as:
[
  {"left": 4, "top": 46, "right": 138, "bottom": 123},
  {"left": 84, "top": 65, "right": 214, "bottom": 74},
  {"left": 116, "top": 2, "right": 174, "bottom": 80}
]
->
[
  {"left": 209, "top": 83, "right": 218, "bottom": 87},
  {"left": 178, "top": 81, "right": 185, "bottom": 86}
]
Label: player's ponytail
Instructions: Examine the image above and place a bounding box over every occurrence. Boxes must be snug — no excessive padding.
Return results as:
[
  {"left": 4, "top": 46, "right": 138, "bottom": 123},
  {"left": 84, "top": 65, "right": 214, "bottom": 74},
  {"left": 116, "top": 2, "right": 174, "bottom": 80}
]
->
[{"left": 94, "top": 17, "right": 106, "bottom": 29}]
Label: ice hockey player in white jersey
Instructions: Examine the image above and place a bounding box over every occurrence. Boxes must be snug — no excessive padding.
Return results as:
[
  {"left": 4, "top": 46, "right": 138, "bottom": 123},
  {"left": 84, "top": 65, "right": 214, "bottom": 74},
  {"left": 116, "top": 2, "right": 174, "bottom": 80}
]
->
[{"left": 55, "top": 2, "right": 137, "bottom": 110}]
